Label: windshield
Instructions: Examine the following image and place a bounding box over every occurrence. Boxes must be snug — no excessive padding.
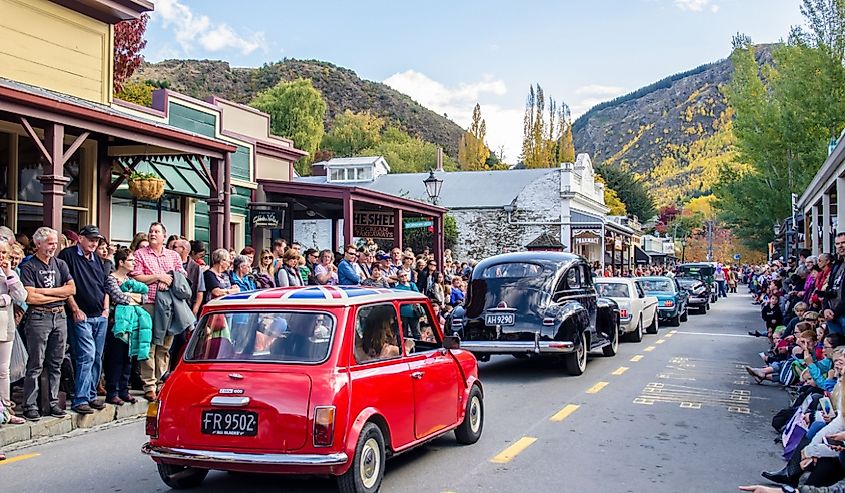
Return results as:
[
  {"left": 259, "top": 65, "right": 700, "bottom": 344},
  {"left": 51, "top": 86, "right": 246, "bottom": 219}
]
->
[
  {"left": 676, "top": 278, "right": 699, "bottom": 288},
  {"left": 595, "top": 283, "right": 629, "bottom": 298},
  {"left": 185, "top": 311, "right": 334, "bottom": 363},
  {"left": 480, "top": 262, "right": 544, "bottom": 279},
  {"left": 638, "top": 279, "right": 674, "bottom": 292},
  {"left": 679, "top": 265, "right": 715, "bottom": 276}
]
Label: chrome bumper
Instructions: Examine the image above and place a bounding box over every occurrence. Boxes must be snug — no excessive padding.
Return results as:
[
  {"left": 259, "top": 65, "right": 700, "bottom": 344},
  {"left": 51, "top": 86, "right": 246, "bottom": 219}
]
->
[
  {"left": 460, "top": 339, "right": 574, "bottom": 354},
  {"left": 142, "top": 443, "right": 348, "bottom": 466}
]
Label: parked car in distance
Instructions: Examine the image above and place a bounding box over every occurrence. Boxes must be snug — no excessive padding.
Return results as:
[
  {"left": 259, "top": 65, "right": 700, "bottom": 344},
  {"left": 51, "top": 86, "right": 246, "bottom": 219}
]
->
[
  {"left": 142, "top": 286, "right": 483, "bottom": 493},
  {"left": 676, "top": 276, "right": 711, "bottom": 314},
  {"left": 637, "top": 276, "right": 689, "bottom": 327},
  {"left": 449, "top": 252, "right": 620, "bottom": 376},
  {"left": 677, "top": 263, "right": 718, "bottom": 303},
  {"left": 595, "top": 277, "right": 659, "bottom": 342}
]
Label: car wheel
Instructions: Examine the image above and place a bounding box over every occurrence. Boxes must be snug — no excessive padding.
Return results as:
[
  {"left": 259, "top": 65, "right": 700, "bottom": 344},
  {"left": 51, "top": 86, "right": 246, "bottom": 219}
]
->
[
  {"left": 157, "top": 464, "right": 208, "bottom": 490},
  {"left": 680, "top": 308, "right": 688, "bottom": 322},
  {"left": 705, "top": 303, "right": 710, "bottom": 312},
  {"left": 455, "top": 385, "right": 484, "bottom": 445},
  {"left": 625, "top": 317, "right": 643, "bottom": 342},
  {"left": 602, "top": 321, "right": 619, "bottom": 357},
  {"left": 671, "top": 313, "right": 681, "bottom": 327},
  {"left": 338, "top": 422, "right": 386, "bottom": 493},
  {"left": 645, "top": 313, "right": 658, "bottom": 335},
  {"left": 698, "top": 305, "right": 707, "bottom": 315},
  {"left": 564, "top": 330, "right": 588, "bottom": 376}
]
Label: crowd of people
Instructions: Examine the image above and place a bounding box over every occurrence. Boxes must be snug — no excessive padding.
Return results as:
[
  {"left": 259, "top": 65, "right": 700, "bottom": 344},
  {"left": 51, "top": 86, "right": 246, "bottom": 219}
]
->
[
  {"left": 740, "top": 233, "right": 845, "bottom": 492},
  {"left": 0, "top": 222, "right": 483, "bottom": 460}
]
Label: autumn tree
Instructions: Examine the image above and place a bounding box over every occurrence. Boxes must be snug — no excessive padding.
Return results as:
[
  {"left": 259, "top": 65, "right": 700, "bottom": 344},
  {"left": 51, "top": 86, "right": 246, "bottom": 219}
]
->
[
  {"left": 595, "top": 174, "right": 627, "bottom": 215},
  {"left": 321, "top": 110, "right": 385, "bottom": 157},
  {"left": 113, "top": 14, "right": 149, "bottom": 93},
  {"left": 458, "top": 103, "right": 491, "bottom": 170},
  {"left": 521, "top": 84, "right": 574, "bottom": 167},
  {"left": 250, "top": 79, "right": 328, "bottom": 175},
  {"left": 594, "top": 161, "right": 656, "bottom": 221},
  {"left": 557, "top": 103, "right": 576, "bottom": 163}
]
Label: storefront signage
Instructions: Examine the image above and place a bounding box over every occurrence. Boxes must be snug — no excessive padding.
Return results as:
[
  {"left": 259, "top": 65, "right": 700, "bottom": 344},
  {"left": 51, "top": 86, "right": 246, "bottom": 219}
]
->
[
  {"left": 405, "top": 220, "right": 433, "bottom": 229},
  {"left": 250, "top": 209, "right": 285, "bottom": 229},
  {"left": 573, "top": 230, "right": 602, "bottom": 245},
  {"left": 575, "top": 236, "right": 601, "bottom": 245},
  {"left": 353, "top": 211, "right": 395, "bottom": 239},
  {"left": 614, "top": 238, "right": 623, "bottom": 250}
]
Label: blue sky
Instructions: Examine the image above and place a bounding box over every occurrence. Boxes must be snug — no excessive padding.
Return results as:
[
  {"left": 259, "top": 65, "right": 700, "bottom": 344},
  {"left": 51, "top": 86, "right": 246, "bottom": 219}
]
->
[{"left": 145, "top": 0, "right": 804, "bottom": 162}]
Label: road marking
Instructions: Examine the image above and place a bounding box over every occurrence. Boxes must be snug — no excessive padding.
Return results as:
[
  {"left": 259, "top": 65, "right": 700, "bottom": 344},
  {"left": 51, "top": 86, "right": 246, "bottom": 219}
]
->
[
  {"left": 675, "top": 331, "right": 748, "bottom": 338},
  {"left": 664, "top": 333, "right": 674, "bottom": 338},
  {"left": 0, "top": 453, "right": 40, "bottom": 465},
  {"left": 680, "top": 402, "right": 702, "bottom": 409},
  {"left": 630, "top": 355, "right": 644, "bottom": 362},
  {"left": 644, "top": 346, "right": 656, "bottom": 352},
  {"left": 550, "top": 404, "right": 580, "bottom": 422},
  {"left": 656, "top": 339, "right": 666, "bottom": 344},
  {"left": 669, "top": 330, "right": 678, "bottom": 334},
  {"left": 612, "top": 366, "right": 629, "bottom": 375},
  {"left": 586, "top": 381, "right": 609, "bottom": 394},
  {"left": 633, "top": 397, "right": 654, "bottom": 405},
  {"left": 490, "top": 436, "right": 537, "bottom": 464}
]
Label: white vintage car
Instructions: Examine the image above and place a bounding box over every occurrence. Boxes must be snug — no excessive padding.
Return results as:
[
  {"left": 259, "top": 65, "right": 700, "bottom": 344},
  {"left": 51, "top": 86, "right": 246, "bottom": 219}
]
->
[{"left": 594, "top": 277, "right": 659, "bottom": 342}]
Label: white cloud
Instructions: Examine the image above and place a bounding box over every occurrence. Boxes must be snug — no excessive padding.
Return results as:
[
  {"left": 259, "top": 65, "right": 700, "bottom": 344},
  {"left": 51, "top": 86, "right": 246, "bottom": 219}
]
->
[
  {"left": 674, "top": 0, "right": 719, "bottom": 12},
  {"left": 383, "top": 70, "right": 522, "bottom": 162},
  {"left": 570, "top": 84, "right": 627, "bottom": 118},
  {"left": 151, "top": 0, "right": 266, "bottom": 55},
  {"left": 575, "top": 84, "right": 625, "bottom": 97}
]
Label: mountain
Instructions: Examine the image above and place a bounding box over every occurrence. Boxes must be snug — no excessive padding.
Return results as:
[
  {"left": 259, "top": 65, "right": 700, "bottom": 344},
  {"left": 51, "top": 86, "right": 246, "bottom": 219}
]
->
[
  {"left": 571, "top": 46, "right": 772, "bottom": 207},
  {"left": 131, "top": 59, "right": 465, "bottom": 157}
]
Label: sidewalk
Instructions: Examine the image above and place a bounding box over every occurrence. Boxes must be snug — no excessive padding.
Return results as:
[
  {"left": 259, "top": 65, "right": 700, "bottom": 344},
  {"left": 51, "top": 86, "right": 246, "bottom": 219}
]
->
[{"left": 1, "top": 391, "right": 148, "bottom": 449}]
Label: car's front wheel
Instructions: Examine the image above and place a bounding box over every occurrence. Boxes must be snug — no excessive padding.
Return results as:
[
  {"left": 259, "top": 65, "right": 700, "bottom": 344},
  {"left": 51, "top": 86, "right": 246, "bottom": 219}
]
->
[
  {"left": 338, "top": 422, "right": 386, "bottom": 493},
  {"left": 156, "top": 464, "right": 208, "bottom": 490},
  {"left": 455, "top": 385, "right": 483, "bottom": 444},
  {"left": 564, "top": 330, "right": 588, "bottom": 376}
]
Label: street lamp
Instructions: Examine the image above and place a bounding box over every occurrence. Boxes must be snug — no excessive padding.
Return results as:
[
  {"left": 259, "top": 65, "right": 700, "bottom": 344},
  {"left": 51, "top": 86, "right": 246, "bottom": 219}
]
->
[
  {"left": 423, "top": 169, "right": 443, "bottom": 204},
  {"left": 681, "top": 237, "right": 687, "bottom": 264}
]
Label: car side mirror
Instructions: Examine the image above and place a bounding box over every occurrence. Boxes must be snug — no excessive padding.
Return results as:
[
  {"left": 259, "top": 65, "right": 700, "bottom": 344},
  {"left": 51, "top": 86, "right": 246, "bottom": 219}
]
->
[{"left": 443, "top": 335, "right": 461, "bottom": 350}]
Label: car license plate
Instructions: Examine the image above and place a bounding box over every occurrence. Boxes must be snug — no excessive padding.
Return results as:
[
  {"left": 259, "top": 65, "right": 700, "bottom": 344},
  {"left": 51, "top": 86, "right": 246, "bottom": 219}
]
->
[
  {"left": 201, "top": 410, "right": 258, "bottom": 436},
  {"left": 485, "top": 313, "right": 515, "bottom": 326}
]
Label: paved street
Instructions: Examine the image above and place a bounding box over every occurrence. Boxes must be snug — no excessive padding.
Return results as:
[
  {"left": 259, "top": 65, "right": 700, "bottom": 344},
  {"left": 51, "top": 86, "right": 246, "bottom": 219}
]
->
[{"left": 1, "top": 293, "right": 786, "bottom": 492}]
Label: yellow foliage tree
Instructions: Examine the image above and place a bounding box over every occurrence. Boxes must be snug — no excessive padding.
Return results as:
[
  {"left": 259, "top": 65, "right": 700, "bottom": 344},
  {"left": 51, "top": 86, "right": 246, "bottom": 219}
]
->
[
  {"left": 595, "top": 174, "right": 627, "bottom": 216},
  {"left": 115, "top": 81, "right": 154, "bottom": 107},
  {"left": 458, "top": 103, "right": 490, "bottom": 170}
]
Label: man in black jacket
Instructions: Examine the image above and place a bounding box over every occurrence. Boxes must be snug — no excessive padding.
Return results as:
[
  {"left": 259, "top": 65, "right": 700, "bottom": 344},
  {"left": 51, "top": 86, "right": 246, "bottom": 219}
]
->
[{"left": 824, "top": 232, "right": 845, "bottom": 334}]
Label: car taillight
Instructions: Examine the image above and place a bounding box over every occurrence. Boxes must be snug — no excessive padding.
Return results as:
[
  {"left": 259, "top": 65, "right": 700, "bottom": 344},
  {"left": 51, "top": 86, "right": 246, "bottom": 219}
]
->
[
  {"left": 145, "top": 401, "right": 159, "bottom": 438},
  {"left": 313, "top": 406, "right": 336, "bottom": 447},
  {"left": 619, "top": 308, "right": 629, "bottom": 318},
  {"left": 663, "top": 300, "right": 674, "bottom": 307}
]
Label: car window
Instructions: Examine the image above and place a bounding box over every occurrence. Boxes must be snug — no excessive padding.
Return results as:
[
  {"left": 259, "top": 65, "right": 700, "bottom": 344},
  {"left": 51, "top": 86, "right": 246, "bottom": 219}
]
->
[
  {"left": 596, "top": 283, "right": 629, "bottom": 298},
  {"left": 635, "top": 283, "right": 646, "bottom": 298},
  {"left": 580, "top": 265, "right": 593, "bottom": 288},
  {"left": 481, "top": 262, "right": 543, "bottom": 279},
  {"left": 353, "top": 303, "right": 403, "bottom": 365},
  {"left": 398, "top": 301, "right": 443, "bottom": 354},
  {"left": 638, "top": 279, "right": 673, "bottom": 292},
  {"left": 185, "top": 311, "right": 334, "bottom": 363},
  {"left": 564, "top": 267, "right": 581, "bottom": 290}
]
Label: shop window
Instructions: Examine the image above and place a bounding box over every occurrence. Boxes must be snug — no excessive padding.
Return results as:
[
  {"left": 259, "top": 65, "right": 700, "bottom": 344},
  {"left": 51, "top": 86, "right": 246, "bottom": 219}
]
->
[
  {"left": 0, "top": 133, "right": 9, "bottom": 199},
  {"left": 17, "top": 137, "right": 42, "bottom": 203},
  {"left": 110, "top": 191, "right": 182, "bottom": 245},
  {"left": 17, "top": 205, "right": 43, "bottom": 238},
  {"left": 63, "top": 151, "right": 81, "bottom": 207}
]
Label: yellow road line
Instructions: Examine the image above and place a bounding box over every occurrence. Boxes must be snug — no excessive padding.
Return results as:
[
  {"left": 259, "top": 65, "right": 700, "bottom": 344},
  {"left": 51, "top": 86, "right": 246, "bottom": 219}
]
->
[
  {"left": 656, "top": 339, "right": 666, "bottom": 344},
  {"left": 665, "top": 333, "right": 674, "bottom": 338},
  {"left": 612, "top": 366, "right": 629, "bottom": 376},
  {"left": 630, "top": 355, "right": 644, "bottom": 362},
  {"left": 550, "top": 404, "right": 580, "bottom": 422},
  {"left": 644, "top": 346, "right": 656, "bottom": 352},
  {"left": 586, "top": 381, "right": 609, "bottom": 394},
  {"left": 670, "top": 330, "right": 678, "bottom": 334},
  {"left": 0, "top": 453, "right": 40, "bottom": 465},
  {"left": 490, "top": 436, "right": 537, "bottom": 464}
]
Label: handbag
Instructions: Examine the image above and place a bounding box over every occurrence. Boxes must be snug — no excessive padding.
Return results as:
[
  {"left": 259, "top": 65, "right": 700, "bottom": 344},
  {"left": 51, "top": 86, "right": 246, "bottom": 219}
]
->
[{"left": 9, "top": 333, "right": 27, "bottom": 383}]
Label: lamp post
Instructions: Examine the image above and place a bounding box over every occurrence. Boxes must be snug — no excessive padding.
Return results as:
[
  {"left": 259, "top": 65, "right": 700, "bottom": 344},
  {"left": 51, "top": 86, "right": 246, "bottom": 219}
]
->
[
  {"left": 681, "top": 237, "right": 687, "bottom": 264},
  {"left": 423, "top": 169, "right": 443, "bottom": 204}
]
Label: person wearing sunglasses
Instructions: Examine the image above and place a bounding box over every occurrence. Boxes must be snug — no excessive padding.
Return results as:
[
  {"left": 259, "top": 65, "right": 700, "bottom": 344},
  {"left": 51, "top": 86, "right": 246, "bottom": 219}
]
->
[
  {"left": 254, "top": 249, "right": 276, "bottom": 288},
  {"left": 338, "top": 245, "right": 362, "bottom": 286}
]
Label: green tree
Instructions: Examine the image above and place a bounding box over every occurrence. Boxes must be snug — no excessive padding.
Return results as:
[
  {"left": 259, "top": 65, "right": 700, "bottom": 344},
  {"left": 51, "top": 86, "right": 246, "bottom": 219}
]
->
[
  {"left": 250, "top": 79, "right": 327, "bottom": 175},
  {"left": 363, "top": 126, "right": 457, "bottom": 174},
  {"left": 458, "top": 103, "right": 491, "bottom": 170},
  {"left": 320, "top": 110, "right": 384, "bottom": 157},
  {"left": 595, "top": 162, "right": 656, "bottom": 221}
]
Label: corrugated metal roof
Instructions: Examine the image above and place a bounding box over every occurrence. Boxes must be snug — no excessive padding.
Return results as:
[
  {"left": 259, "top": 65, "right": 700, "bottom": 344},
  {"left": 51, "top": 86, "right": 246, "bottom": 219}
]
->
[{"left": 296, "top": 167, "right": 557, "bottom": 208}]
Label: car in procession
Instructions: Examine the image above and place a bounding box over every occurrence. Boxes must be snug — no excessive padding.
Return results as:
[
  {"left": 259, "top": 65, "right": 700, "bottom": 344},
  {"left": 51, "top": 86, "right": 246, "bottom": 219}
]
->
[
  {"left": 594, "top": 277, "right": 659, "bottom": 342},
  {"left": 636, "top": 276, "right": 689, "bottom": 326},
  {"left": 675, "top": 276, "right": 711, "bottom": 314},
  {"left": 677, "top": 262, "right": 719, "bottom": 303},
  {"left": 448, "top": 252, "right": 621, "bottom": 375},
  {"left": 142, "top": 286, "right": 483, "bottom": 493}
]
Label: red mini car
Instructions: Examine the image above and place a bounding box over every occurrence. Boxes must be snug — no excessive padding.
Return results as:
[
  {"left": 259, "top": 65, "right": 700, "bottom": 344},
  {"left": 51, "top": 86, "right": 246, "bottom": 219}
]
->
[{"left": 142, "top": 285, "right": 484, "bottom": 492}]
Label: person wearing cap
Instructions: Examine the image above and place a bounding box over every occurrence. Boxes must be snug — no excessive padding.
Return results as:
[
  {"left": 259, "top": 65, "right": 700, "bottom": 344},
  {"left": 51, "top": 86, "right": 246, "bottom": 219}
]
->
[{"left": 58, "top": 225, "right": 110, "bottom": 415}]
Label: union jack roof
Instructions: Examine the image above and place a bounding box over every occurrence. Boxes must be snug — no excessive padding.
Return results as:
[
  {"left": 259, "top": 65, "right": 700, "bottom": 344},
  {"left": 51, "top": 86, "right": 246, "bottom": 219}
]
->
[{"left": 206, "top": 285, "right": 428, "bottom": 308}]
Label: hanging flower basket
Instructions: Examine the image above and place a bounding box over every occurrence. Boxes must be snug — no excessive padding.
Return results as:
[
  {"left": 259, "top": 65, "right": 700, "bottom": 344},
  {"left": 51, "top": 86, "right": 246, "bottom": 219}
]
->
[{"left": 128, "top": 172, "right": 165, "bottom": 201}]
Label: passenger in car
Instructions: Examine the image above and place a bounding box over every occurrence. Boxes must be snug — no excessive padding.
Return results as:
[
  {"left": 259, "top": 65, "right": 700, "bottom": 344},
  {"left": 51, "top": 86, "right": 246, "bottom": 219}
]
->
[{"left": 360, "top": 305, "right": 401, "bottom": 361}]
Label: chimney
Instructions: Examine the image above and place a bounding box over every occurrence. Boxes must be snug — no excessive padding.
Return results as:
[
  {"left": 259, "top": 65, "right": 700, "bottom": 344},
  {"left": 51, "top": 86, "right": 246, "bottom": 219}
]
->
[
  {"left": 311, "top": 163, "right": 327, "bottom": 176},
  {"left": 436, "top": 147, "right": 443, "bottom": 172}
]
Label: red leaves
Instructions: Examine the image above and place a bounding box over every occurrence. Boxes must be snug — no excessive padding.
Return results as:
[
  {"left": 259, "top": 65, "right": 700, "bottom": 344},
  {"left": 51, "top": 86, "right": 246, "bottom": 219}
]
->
[{"left": 113, "top": 13, "right": 149, "bottom": 94}]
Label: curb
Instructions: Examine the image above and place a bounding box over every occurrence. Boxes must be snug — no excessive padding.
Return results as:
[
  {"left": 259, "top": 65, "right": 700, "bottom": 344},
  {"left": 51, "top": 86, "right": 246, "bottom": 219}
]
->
[{"left": 1, "top": 393, "right": 148, "bottom": 449}]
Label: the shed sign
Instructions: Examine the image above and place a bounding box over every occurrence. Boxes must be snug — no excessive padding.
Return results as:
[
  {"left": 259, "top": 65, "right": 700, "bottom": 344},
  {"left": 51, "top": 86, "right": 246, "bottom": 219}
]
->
[{"left": 353, "top": 212, "right": 394, "bottom": 239}]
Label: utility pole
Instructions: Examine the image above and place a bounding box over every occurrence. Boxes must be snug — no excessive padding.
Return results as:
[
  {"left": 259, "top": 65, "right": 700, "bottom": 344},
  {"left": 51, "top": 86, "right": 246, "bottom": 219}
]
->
[{"left": 706, "top": 220, "right": 714, "bottom": 262}]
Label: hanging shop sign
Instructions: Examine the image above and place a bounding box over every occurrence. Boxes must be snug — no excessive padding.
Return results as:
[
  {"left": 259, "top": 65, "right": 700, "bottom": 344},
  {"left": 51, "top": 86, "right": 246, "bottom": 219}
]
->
[
  {"left": 353, "top": 211, "right": 395, "bottom": 239},
  {"left": 250, "top": 209, "right": 285, "bottom": 229},
  {"left": 573, "top": 230, "right": 602, "bottom": 245}
]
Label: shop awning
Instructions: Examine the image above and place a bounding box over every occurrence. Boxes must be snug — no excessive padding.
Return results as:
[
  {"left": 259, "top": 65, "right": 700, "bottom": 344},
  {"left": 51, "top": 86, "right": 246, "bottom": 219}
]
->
[
  {"left": 635, "top": 245, "right": 651, "bottom": 265},
  {"left": 134, "top": 156, "right": 211, "bottom": 198}
]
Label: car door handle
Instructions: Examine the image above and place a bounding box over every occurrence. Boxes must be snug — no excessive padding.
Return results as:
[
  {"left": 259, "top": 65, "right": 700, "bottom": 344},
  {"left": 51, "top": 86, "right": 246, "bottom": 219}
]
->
[{"left": 411, "top": 371, "right": 424, "bottom": 379}]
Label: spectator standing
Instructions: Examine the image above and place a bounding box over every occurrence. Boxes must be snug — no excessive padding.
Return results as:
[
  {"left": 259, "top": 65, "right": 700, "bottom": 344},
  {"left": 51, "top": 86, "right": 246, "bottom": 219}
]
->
[
  {"left": 0, "top": 239, "right": 26, "bottom": 422},
  {"left": 96, "top": 238, "right": 113, "bottom": 273},
  {"left": 173, "top": 240, "right": 204, "bottom": 317},
  {"left": 428, "top": 271, "right": 447, "bottom": 305},
  {"left": 20, "top": 227, "right": 75, "bottom": 421},
  {"left": 417, "top": 259, "right": 437, "bottom": 295},
  {"left": 358, "top": 250, "right": 373, "bottom": 280},
  {"left": 824, "top": 233, "right": 845, "bottom": 334},
  {"left": 103, "top": 248, "right": 144, "bottom": 406},
  {"left": 276, "top": 250, "right": 303, "bottom": 287},
  {"left": 271, "top": 238, "right": 287, "bottom": 271},
  {"left": 189, "top": 240, "right": 207, "bottom": 267},
  {"left": 129, "top": 232, "right": 148, "bottom": 252},
  {"left": 255, "top": 249, "right": 276, "bottom": 288},
  {"left": 203, "top": 249, "right": 239, "bottom": 304},
  {"left": 449, "top": 277, "right": 465, "bottom": 307},
  {"left": 314, "top": 249, "right": 338, "bottom": 285},
  {"left": 58, "top": 225, "right": 110, "bottom": 415},
  {"left": 302, "top": 248, "right": 319, "bottom": 285},
  {"left": 394, "top": 270, "right": 421, "bottom": 338},
  {"left": 230, "top": 255, "right": 257, "bottom": 292},
  {"left": 338, "top": 245, "right": 361, "bottom": 285},
  {"left": 362, "top": 265, "right": 391, "bottom": 288},
  {"left": 130, "top": 222, "right": 186, "bottom": 402}
]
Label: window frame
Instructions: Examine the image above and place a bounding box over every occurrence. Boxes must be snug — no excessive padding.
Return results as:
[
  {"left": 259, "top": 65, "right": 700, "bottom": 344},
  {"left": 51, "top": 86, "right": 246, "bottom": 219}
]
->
[
  {"left": 397, "top": 300, "right": 443, "bottom": 353},
  {"left": 352, "top": 302, "right": 404, "bottom": 366}
]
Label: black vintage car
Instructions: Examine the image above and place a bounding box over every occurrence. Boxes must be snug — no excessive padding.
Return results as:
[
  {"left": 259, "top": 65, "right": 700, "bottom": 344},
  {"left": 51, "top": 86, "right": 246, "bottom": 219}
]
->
[
  {"left": 449, "top": 252, "right": 620, "bottom": 375},
  {"left": 676, "top": 276, "right": 711, "bottom": 314}
]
